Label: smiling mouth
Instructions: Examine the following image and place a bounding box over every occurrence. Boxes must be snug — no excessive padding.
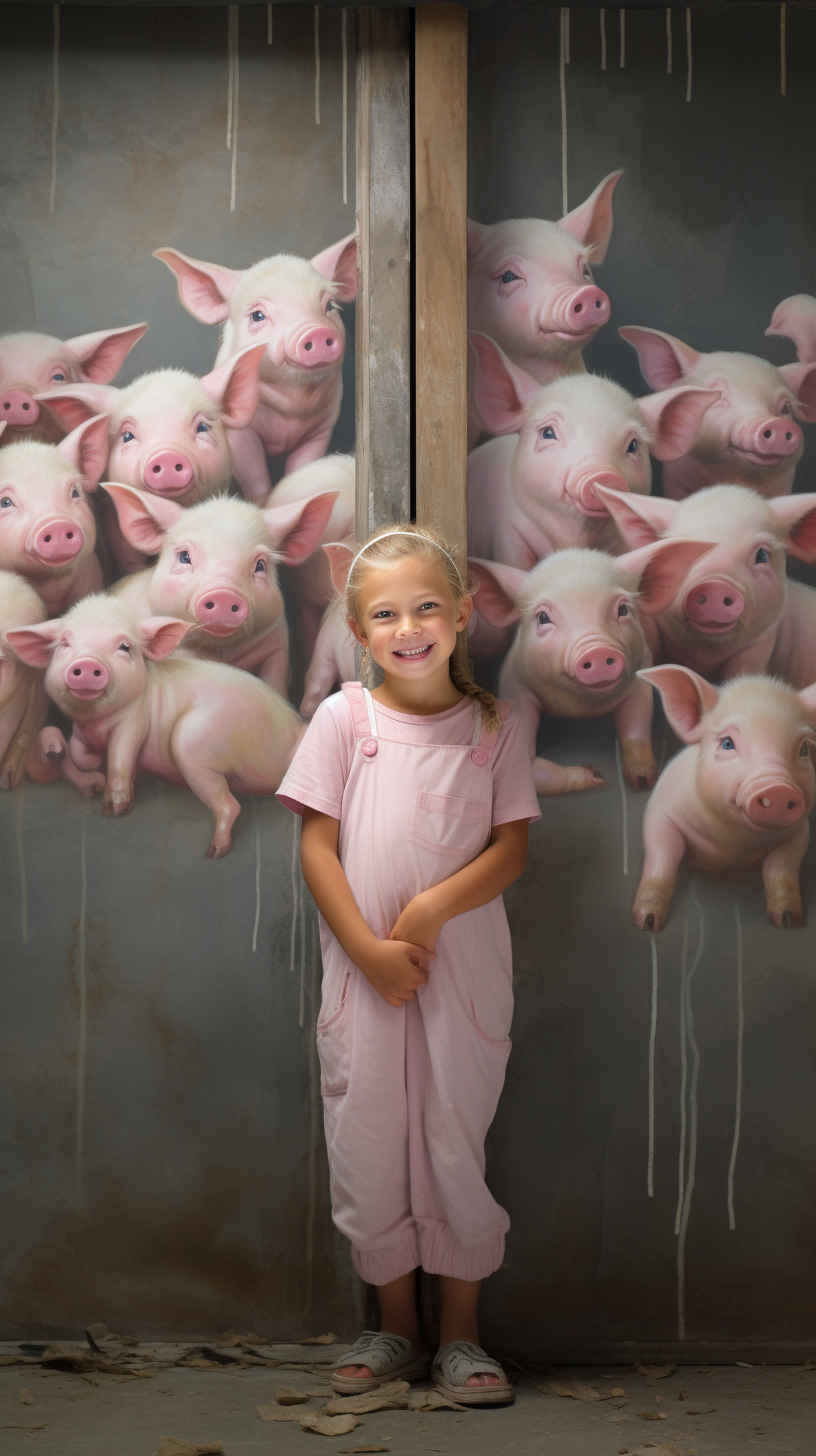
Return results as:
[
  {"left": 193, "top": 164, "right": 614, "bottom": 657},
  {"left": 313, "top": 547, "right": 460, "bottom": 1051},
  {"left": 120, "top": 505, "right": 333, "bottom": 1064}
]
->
[
  {"left": 68, "top": 686, "right": 107, "bottom": 702},
  {"left": 393, "top": 644, "right": 434, "bottom": 660}
]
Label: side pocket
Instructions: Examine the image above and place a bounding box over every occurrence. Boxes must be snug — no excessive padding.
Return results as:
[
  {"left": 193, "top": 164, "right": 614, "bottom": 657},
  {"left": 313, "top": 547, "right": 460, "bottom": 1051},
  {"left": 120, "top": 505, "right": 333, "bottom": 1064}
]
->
[
  {"left": 316, "top": 971, "right": 354, "bottom": 1096},
  {"left": 469, "top": 997, "right": 512, "bottom": 1051}
]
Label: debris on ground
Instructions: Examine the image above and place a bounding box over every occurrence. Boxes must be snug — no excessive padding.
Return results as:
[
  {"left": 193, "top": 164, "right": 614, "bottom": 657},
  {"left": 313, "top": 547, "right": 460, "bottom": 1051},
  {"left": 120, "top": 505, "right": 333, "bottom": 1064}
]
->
[
  {"left": 1, "top": 1423, "right": 47, "bottom": 1432},
  {"left": 301, "top": 1413, "right": 362, "bottom": 1436},
  {"left": 275, "top": 1385, "right": 332, "bottom": 1405},
  {"left": 338, "top": 1447, "right": 390, "bottom": 1454},
  {"left": 637, "top": 1364, "right": 676, "bottom": 1379},
  {"left": 0, "top": 1335, "right": 349, "bottom": 1381},
  {"left": 406, "top": 1389, "right": 467, "bottom": 1412},
  {"left": 617, "top": 1445, "right": 686, "bottom": 1456},
  {"left": 18, "top": 1388, "right": 34, "bottom": 1404},
  {"left": 636, "top": 1409, "right": 668, "bottom": 1420},
  {"left": 153, "top": 1441, "right": 223, "bottom": 1456},
  {"left": 321, "top": 1380, "right": 411, "bottom": 1415},
  {"left": 299, "top": 1334, "right": 336, "bottom": 1345},
  {"left": 542, "top": 1376, "right": 616, "bottom": 1402}
]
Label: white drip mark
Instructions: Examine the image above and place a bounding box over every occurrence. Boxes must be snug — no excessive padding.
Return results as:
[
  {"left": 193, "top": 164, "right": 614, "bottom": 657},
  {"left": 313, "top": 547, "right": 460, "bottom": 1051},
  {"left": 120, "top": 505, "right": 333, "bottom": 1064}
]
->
[
  {"left": 559, "top": 10, "right": 569, "bottom": 215},
  {"left": 314, "top": 5, "right": 321, "bottom": 126},
  {"left": 49, "top": 4, "right": 60, "bottom": 214},
  {"left": 341, "top": 8, "right": 348, "bottom": 204},
  {"left": 619, "top": 7, "right": 625, "bottom": 67},
  {"left": 298, "top": 860, "right": 306, "bottom": 1029},
  {"left": 727, "top": 901, "right": 744, "bottom": 1231},
  {"left": 230, "top": 7, "right": 240, "bottom": 212},
  {"left": 674, "top": 912, "right": 689, "bottom": 1236},
  {"left": 686, "top": 7, "right": 692, "bottom": 102},
  {"left": 76, "top": 809, "right": 88, "bottom": 1219},
  {"left": 15, "top": 781, "right": 28, "bottom": 944},
  {"left": 647, "top": 936, "right": 658, "bottom": 1198},
  {"left": 252, "top": 798, "right": 261, "bottom": 953},
  {"left": 564, "top": 5, "right": 570, "bottom": 63},
  {"left": 614, "top": 738, "right": 629, "bottom": 876},
  {"left": 677, "top": 877, "right": 704, "bottom": 1342},
  {"left": 600, "top": 7, "right": 607, "bottom": 69},
  {"left": 267, "top": 2, "right": 273, "bottom": 44},
  {"left": 227, "top": 5, "right": 235, "bottom": 150},
  {"left": 666, "top": 7, "right": 672, "bottom": 73},
  {"left": 290, "top": 815, "right": 301, "bottom": 986},
  {"left": 780, "top": 3, "right": 787, "bottom": 96},
  {"left": 304, "top": 913, "right": 320, "bottom": 1313}
]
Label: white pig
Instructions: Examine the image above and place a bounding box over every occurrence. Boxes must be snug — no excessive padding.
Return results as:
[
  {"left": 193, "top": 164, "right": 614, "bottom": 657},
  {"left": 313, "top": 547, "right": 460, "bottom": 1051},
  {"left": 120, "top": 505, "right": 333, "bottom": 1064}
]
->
[
  {"left": 620, "top": 325, "right": 816, "bottom": 499},
  {"left": 632, "top": 667, "right": 816, "bottom": 932},
  {"left": 104, "top": 484, "right": 338, "bottom": 696},
  {"left": 8, "top": 595, "right": 303, "bottom": 859},
  {"left": 300, "top": 542, "right": 358, "bottom": 718},
  {"left": 595, "top": 483, "right": 816, "bottom": 688},
  {"left": 0, "top": 570, "right": 48, "bottom": 789},
  {"left": 0, "top": 416, "right": 110, "bottom": 615},
  {"left": 154, "top": 236, "right": 358, "bottom": 498},
  {"left": 766, "top": 293, "right": 816, "bottom": 364},
  {"left": 0, "top": 323, "right": 146, "bottom": 446},
  {"left": 469, "top": 538, "right": 710, "bottom": 793},
  {"left": 265, "top": 452, "right": 355, "bottom": 652}
]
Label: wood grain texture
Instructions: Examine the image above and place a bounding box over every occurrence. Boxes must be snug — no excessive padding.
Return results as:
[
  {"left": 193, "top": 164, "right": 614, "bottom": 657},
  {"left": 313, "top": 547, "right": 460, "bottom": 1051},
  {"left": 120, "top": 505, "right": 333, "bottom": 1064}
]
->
[
  {"left": 355, "top": 7, "right": 411, "bottom": 540},
  {"left": 414, "top": 2, "right": 468, "bottom": 564}
]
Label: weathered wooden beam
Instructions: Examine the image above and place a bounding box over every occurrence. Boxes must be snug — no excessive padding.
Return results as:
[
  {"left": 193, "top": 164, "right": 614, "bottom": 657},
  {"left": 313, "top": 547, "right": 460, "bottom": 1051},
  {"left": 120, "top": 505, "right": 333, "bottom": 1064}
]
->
[
  {"left": 355, "top": 6, "right": 411, "bottom": 539},
  {"left": 414, "top": 2, "right": 468, "bottom": 562}
]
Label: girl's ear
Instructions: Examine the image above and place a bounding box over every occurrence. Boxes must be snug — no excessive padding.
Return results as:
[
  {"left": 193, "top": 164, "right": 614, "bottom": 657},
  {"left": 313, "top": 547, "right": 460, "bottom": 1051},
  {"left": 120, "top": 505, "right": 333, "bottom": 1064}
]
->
[{"left": 346, "top": 614, "right": 367, "bottom": 648}]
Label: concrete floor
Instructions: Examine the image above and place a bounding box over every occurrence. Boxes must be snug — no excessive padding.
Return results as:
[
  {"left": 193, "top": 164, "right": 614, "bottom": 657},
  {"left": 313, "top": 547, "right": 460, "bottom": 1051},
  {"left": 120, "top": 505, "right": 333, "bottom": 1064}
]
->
[{"left": 3, "top": 1360, "right": 816, "bottom": 1456}]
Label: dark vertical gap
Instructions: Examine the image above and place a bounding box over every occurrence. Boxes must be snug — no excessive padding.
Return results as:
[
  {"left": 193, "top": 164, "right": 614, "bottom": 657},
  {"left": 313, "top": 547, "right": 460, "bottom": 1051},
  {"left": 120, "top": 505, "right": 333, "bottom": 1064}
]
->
[{"left": 409, "top": 7, "right": 417, "bottom": 522}]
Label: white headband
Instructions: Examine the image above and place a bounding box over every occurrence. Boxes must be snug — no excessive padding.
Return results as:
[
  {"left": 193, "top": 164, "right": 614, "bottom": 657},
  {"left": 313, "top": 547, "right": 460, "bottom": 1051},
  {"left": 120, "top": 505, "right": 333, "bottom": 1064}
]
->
[{"left": 348, "top": 530, "right": 465, "bottom": 587}]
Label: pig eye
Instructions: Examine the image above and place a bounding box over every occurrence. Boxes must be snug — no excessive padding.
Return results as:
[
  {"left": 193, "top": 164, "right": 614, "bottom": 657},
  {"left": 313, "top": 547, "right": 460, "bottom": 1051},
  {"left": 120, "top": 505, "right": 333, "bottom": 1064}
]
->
[
  {"left": 195, "top": 421, "right": 209, "bottom": 434},
  {"left": 122, "top": 431, "right": 135, "bottom": 444},
  {"left": 536, "top": 610, "right": 551, "bottom": 626},
  {"left": 325, "top": 300, "right": 336, "bottom": 312},
  {"left": 0, "top": 496, "right": 12, "bottom": 508},
  {"left": 117, "top": 642, "right": 131, "bottom": 654},
  {"left": 178, "top": 550, "right": 192, "bottom": 565},
  {"left": 755, "top": 547, "right": 770, "bottom": 564},
  {"left": 800, "top": 741, "right": 810, "bottom": 757},
  {"left": 250, "top": 310, "right": 266, "bottom": 323},
  {"left": 626, "top": 438, "right": 639, "bottom": 455},
  {"left": 254, "top": 559, "right": 266, "bottom": 574},
  {"left": 70, "top": 486, "right": 81, "bottom": 499},
  {"left": 781, "top": 400, "right": 793, "bottom": 417},
  {"left": 540, "top": 425, "right": 557, "bottom": 441},
  {"left": 720, "top": 736, "right": 736, "bottom": 751},
  {"left": 51, "top": 372, "right": 65, "bottom": 382},
  {"left": 617, "top": 603, "right": 630, "bottom": 617},
  {"left": 499, "top": 270, "right": 521, "bottom": 285},
  {"left": 581, "top": 262, "right": 593, "bottom": 281}
]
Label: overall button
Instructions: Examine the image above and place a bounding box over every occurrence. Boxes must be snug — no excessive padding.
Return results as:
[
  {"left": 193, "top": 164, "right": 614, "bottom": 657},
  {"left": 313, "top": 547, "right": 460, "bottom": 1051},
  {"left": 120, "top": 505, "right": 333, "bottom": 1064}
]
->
[
  {"left": 361, "top": 737, "right": 378, "bottom": 757},
  {"left": 471, "top": 747, "right": 489, "bottom": 767}
]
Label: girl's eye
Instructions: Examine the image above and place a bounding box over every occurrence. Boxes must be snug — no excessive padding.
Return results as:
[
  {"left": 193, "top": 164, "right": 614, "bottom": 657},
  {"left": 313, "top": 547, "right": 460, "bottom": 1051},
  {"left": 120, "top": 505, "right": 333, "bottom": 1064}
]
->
[
  {"left": 122, "top": 431, "right": 135, "bottom": 444},
  {"left": 178, "top": 550, "right": 191, "bottom": 565},
  {"left": 0, "top": 496, "right": 12, "bottom": 508},
  {"left": 536, "top": 610, "right": 551, "bottom": 626},
  {"left": 254, "top": 559, "right": 266, "bottom": 574},
  {"left": 419, "top": 601, "right": 438, "bottom": 611},
  {"left": 627, "top": 438, "right": 638, "bottom": 455},
  {"left": 373, "top": 610, "right": 392, "bottom": 619},
  {"left": 617, "top": 602, "right": 629, "bottom": 617},
  {"left": 720, "top": 736, "right": 736, "bottom": 751},
  {"left": 250, "top": 310, "right": 266, "bottom": 323},
  {"left": 499, "top": 270, "right": 521, "bottom": 285},
  {"left": 196, "top": 421, "right": 209, "bottom": 434},
  {"left": 755, "top": 547, "right": 770, "bottom": 564},
  {"left": 540, "top": 425, "right": 556, "bottom": 441},
  {"left": 51, "top": 372, "right": 65, "bottom": 382}
]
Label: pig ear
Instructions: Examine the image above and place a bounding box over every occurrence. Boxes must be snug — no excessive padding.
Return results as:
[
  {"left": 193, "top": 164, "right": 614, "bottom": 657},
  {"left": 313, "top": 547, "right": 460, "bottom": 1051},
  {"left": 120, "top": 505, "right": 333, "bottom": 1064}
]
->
[
  {"left": 638, "top": 665, "right": 719, "bottom": 744},
  {"left": 200, "top": 343, "right": 265, "bottom": 429},
  {"left": 766, "top": 294, "right": 816, "bottom": 363},
  {"left": 778, "top": 362, "right": 816, "bottom": 423},
  {"left": 0, "top": 421, "right": 6, "bottom": 442},
  {"left": 469, "top": 333, "right": 539, "bottom": 435},
  {"left": 323, "top": 542, "right": 355, "bottom": 595},
  {"left": 153, "top": 248, "right": 242, "bottom": 324},
  {"left": 593, "top": 485, "right": 677, "bottom": 548},
  {"left": 65, "top": 322, "right": 148, "bottom": 383},
  {"left": 310, "top": 233, "right": 358, "bottom": 303},
  {"left": 639, "top": 385, "right": 720, "bottom": 462},
  {"left": 139, "top": 616, "right": 190, "bottom": 660},
  {"left": 263, "top": 491, "right": 339, "bottom": 567},
  {"left": 57, "top": 414, "right": 111, "bottom": 491},
  {"left": 101, "top": 482, "right": 184, "bottom": 553},
  {"left": 5, "top": 620, "right": 63, "bottom": 668},
  {"left": 558, "top": 170, "right": 622, "bottom": 264},
  {"left": 467, "top": 558, "right": 524, "bottom": 628},
  {"left": 767, "top": 491, "right": 816, "bottom": 563},
  {"left": 619, "top": 326, "right": 701, "bottom": 391},
  {"left": 466, "top": 219, "right": 486, "bottom": 255},
  {"left": 37, "top": 383, "right": 118, "bottom": 432},
  {"left": 796, "top": 682, "right": 816, "bottom": 719},
  {"left": 617, "top": 537, "right": 714, "bottom": 617}
]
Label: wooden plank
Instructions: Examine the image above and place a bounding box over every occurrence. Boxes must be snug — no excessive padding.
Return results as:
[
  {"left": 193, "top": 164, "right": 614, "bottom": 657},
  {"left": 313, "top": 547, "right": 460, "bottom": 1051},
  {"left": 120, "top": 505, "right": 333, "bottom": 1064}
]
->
[
  {"left": 414, "top": 2, "right": 468, "bottom": 563},
  {"left": 355, "top": 7, "right": 411, "bottom": 540}
]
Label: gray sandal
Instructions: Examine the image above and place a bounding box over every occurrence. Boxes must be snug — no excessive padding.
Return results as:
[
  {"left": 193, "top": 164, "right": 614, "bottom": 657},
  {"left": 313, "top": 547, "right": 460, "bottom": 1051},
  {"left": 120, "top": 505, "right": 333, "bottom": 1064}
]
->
[
  {"left": 329, "top": 1330, "right": 431, "bottom": 1394},
  {"left": 431, "top": 1340, "right": 514, "bottom": 1405}
]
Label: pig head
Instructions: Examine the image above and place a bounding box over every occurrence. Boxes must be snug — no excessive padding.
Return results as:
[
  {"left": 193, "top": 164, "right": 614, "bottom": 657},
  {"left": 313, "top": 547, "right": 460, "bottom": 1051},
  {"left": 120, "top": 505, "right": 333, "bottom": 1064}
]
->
[
  {"left": 265, "top": 452, "right": 355, "bottom": 653},
  {"left": 0, "top": 323, "right": 146, "bottom": 447},
  {"left": 767, "top": 293, "right": 816, "bottom": 365}
]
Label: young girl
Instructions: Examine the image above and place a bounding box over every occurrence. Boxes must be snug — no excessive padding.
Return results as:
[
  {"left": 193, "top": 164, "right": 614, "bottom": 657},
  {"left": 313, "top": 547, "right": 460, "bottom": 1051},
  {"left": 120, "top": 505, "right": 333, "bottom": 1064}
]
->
[{"left": 276, "top": 525, "right": 540, "bottom": 1405}]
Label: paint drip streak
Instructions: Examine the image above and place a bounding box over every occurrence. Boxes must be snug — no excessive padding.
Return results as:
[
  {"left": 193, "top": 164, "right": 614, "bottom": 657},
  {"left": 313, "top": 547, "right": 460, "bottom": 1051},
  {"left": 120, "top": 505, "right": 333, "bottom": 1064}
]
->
[
  {"left": 314, "top": 6, "right": 321, "bottom": 126},
  {"left": 620, "top": 8, "right": 625, "bottom": 67},
  {"left": 15, "top": 781, "right": 28, "bottom": 944},
  {"left": 564, "top": 5, "right": 570, "bottom": 63},
  {"left": 304, "top": 914, "right": 320, "bottom": 1313},
  {"left": 268, "top": 2, "right": 273, "bottom": 44},
  {"left": 299, "top": 865, "right": 307, "bottom": 1029},
  {"left": 666, "top": 7, "right": 672, "bottom": 73},
  {"left": 600, "top": 7, "right": 607, "bottom": 69},
  {"left": 227, "top": 6, "right": 235, "bottom": 149},
  {"left": 677, "top": 878, "right": 705, "bottom": 1342},
  {"left": 230, "top": 8, "right": 240, "bottom": 212},
  {"left": 727, "top": 902, "right": 744, "bottom": 1231},
  {"left": 252, "top": 799, "right": 261, "bottom": 953},
  {"left": 647, "top": 936, "right": 658, "bottom": 1198},
  {"left": 559, "top": 10, "right": 569, "bottom": 215},
  {"left": 49, "top": 4, "right": 59, "bottom": 213},
  {"left": 614, "top": 738, "right": 629, "bottom": 876},
  {"left": 290, "top": 814, "right": 301, "bottom": 987},
  {"left": 342, "top": 8, "right": 348, "bottom": 204},
  {"left": 76, "top": 811, "right": 88, "bottom": 1218},
  {"left": 674, "top": 913, "right": 689, "bottom": 1236},
  {"left": 780, "top": 3, "right": 787, "bottom": 96},
  {"left": 686, "top": 7, "right": 692, "bottom": 102}
]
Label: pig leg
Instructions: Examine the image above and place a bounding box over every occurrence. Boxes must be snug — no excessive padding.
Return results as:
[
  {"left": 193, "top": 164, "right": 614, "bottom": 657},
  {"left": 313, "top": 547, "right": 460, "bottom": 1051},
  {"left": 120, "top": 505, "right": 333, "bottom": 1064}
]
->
[
  {"left": 632, "top": 814, "right": 687, "bottom": 932},
  {"left": 533, "top": 758, "right": 608, "bottom": 795},
  {"left": 284, "top": 427, "right": 334, "bottom": 475},
  {"left": 172, "top": 728, "right": 241, "bottom": 857},
  {"left": 613, "top": 679, "right": 658, "bottom": 790},
  {"left": 301, "top": 628, "right": 342, "bottom": 718},
  {"left": 227, "top": 425, "right": 273, "bottom": 503},
  {"left": 0, "top": 679, "right": 47, "bottom": 791},
  {"left": 101, "top": 720, "right": 146, "bottom": 816},
  {"left": 762, "top": 822, "right": 810, "bottom": 928},
  {"left": 28, "top": 727, "right": 105, "bottom": 796}
]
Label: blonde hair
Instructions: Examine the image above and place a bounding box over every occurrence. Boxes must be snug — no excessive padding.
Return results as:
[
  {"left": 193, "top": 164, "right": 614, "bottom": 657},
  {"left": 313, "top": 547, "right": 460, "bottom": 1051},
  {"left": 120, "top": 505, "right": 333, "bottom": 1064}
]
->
[{"left": 345, "top": 522, "right": 501, "bottom": 730}]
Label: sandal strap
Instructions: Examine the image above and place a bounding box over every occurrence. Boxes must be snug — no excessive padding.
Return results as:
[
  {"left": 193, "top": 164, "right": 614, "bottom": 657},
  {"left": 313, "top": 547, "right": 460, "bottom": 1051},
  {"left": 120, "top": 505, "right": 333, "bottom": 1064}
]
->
[
  {"left": 330, "top": 1329, "right": 415, "bottom": 1375},
  {"left": 433, "top": 1340, "right": 506, "bottom": 1385}
]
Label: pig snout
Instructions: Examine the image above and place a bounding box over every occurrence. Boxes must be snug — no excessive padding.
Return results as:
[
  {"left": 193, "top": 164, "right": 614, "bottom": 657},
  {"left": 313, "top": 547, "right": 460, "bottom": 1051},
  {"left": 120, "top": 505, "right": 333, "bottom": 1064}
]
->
[
  {"left": 572, "top": 643, "right": 626, "bottom": 689},
  {"left": 567, "top": 470, "right": 629, "bottom": 516},
  {"left": 685, "top": 581, "right": 745, "bottom": 631},
  {"left": 33, "top": 519, "right": 84, "bottom": 564},
  {"left": 1, "top": 390, "right": 39, "bottom": 427},
  {"left": 741, "top": 417, "right": 801, "bottom": 461},
  {"left": 743, "top": 782, "right": 806, "bottom": 828},
  {"left": 144, "top": 450, "right": 194, "bottom": 495},
  {"left": 551, "top": 286, "right": 610, "bottom": 336},
  {"left": 194, "top": 588, "right": 249, "bottom": 634},
  {"left": 65, "top": 657, "right": 109, "bottom": 700},
  {"left": 291, "top": 325, "right": 342, "bottom": 368}
]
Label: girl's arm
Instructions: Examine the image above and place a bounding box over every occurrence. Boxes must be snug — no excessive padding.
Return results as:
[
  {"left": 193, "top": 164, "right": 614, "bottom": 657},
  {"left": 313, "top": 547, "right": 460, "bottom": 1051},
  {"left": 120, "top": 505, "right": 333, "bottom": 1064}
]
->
[
  {"left": 389, "top": 819, "right": 529, "bottom": 953},
  {"left": 300, "top": 807, "right": 435, "bottom": 1008}
]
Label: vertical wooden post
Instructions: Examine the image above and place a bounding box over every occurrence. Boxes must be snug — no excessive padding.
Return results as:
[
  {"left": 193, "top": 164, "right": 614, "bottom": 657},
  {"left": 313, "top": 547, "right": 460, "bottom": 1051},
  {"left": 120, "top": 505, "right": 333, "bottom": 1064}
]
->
[
  {"left": 414, "top": 3, "right": 468, "bottom": 563},
  {"left": 355, "top": 8, "right": 411, "bottom": 540}
]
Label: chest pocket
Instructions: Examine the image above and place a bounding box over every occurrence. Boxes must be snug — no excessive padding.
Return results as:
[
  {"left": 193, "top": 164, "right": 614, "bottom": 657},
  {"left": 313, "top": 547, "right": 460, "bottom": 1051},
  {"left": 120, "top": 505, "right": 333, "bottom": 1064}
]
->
[{"left": 408, "top": 790, "right": 489, "bottom": 857}]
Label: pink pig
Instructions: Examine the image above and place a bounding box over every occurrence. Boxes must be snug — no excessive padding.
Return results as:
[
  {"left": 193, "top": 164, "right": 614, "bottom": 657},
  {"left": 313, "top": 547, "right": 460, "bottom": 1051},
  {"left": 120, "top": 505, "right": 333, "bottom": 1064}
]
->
[
  {"left": 469, "top": 538, "right": 710, "bottom": 794},
  {"left": 265, "top": 452, "right": 355, "bottom": 653},
  {"left": 104, "top": 483, "right": 338, "bottom": 697},
  {"left": 0, "top": 323, "right": 146, "bottom": 446},
  {"left": 767, "top": 293, "right": 816, "bottom": 364},
  {"left": 620, "top": 325, "right": 816, "bottom": 499},
  {"left": 154, "top": 236, "right": 358, "bottom": 499},
  {"left": 0, "top": 569, "right": 48, "bottom": 789},
  {"left": 596, "top": 483, "right": 816, "bottom": 688},
  {"left": 300, "top": 542, "right": 359, "bottom": 719},
  {"left": 8, "top": 594, "right": 303, "bottom": 859},
  {"left": 632, "top": 667, "right": 816, "bottom": 932},
  {"left": 0, "top": 416, "right": 109, "bottom": 615}
]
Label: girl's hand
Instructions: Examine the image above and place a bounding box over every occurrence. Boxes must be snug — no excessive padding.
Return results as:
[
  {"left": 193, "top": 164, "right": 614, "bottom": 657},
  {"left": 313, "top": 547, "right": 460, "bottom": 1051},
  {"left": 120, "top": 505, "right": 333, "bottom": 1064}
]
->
[
  {"left": 390, "top": 892, "right": 444, "bottom": 956},
  {"left": 359, "top": 939, "right": 434, "bottom": 1008}
]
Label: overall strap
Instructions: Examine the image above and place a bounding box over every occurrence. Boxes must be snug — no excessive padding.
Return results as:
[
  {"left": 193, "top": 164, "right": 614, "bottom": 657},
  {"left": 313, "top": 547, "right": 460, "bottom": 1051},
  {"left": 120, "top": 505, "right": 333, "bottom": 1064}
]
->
[
  {"left": 470, "top": 697, "right": 512, "bottom": 767},
  {"left": 341, "top": 681, "right": 379, "bottom": 756}
]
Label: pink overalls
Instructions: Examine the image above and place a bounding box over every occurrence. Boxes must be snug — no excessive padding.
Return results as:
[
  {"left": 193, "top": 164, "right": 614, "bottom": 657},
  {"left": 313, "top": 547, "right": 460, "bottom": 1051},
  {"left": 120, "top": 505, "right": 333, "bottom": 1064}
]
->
[{"left": 278, "top": 682, "right": 540, "bottom": 1286}]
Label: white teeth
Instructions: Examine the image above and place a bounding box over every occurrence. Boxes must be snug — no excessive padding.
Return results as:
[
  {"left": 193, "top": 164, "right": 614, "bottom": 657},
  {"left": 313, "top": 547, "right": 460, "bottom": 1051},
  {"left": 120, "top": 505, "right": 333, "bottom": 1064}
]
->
[{"left": 396, "top": 645, "right": 430, "bottom": 657}]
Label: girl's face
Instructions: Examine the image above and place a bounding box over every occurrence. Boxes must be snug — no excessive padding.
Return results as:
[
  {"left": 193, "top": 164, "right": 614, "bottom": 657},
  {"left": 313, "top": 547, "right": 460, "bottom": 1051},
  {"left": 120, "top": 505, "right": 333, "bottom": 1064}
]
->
[{"left": 349, "top": 555, "right": 472, "bottom": 684}]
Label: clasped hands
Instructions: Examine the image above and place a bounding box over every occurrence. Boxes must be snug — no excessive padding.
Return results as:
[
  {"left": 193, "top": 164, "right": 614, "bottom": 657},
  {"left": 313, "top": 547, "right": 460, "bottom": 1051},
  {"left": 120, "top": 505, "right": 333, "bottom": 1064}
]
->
[{"left": 358, "top": 891, "right": 443, "bottom": 1008}]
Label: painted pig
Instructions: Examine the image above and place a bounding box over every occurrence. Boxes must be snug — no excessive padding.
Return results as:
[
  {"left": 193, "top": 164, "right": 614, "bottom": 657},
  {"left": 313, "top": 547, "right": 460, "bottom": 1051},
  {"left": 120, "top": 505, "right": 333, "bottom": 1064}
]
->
[
  {"left": 767, "top": 293, "right": 816, "bottom": 364},
  {"left": 300, "top": 542, "right": 358, "bottom": 719},
  {"left": 0, "top": 570, "right": 48, "bottom": 789},
  {"left": 620, "top": 325, "right": 816, "bottom": 499},
  {"left": 0, "top": 323, "right": 146, "bottom": 446},
  {"left": 105, "top": 483, "right": 338, "bottom": 696},
  {"left": 154, "top": 236, "right": 358, "bottom": 498},
  {"left": 632, "top": 667, "right": 816, "bottom": 932},
  {"left": 469, "top": 538, "right": 710, "bottom": 793},
  {"left": 39, "top": 349, "right": 265, "bottom": 574},
  {"left": 265, "top": 452, "right": 355, "bottom": 652},
  {"left": 8, "top": 595, "right": 303, "bottom": 858},
  {"left": 0, "top": 416, "right": 109, "bottom": 615},
  {"left": 595, "top": 483, "right": 816, "bottom": 688}
]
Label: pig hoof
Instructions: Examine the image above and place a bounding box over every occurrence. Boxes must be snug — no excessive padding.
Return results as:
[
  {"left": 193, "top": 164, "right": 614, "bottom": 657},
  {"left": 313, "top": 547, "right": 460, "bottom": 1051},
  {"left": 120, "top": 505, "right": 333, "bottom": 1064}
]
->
[
  {"left": 769, "top": 908, "right": 803, "bottom": 929},
  {"left": 632, "top": 907, "right": 663, "bottom": 932},
  {"left": 204, "top": 839, "right": 232, "bottom": 860}
]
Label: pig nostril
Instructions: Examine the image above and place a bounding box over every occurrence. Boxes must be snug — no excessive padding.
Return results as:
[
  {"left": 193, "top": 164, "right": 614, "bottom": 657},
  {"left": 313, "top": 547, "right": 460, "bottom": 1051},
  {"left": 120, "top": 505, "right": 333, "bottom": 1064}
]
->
[
  {"left": 44, "top": 534, "right": 51, "bottom": 543},
  {"left": 764, "top": 429, "right": 772, "bottom": 438},
  {"left": 786, "top": 432, "right": 793, "bottom": 440},
  {"left": 93, "top": 670, "right": 101, "bottom": 677},
  {"left": 305, "top": 341, "right": 313, "bottom": 351},
  {"left": 574, "top": 303, "right": 583, "bottom": 314},
  {"left": 175, "top": 464, "right": 182, "bottom": 472},
  {"left": 22, "top": 403, "right": 29, "bottom": 411},
  {"left": 788, "top": 800, "right": 796, "bottom": 809},
  {"left": 326, "top": 338, "right": 335, "bottom": 346},
  {"left": 582, "top": 661, "right": 591, "bottom": 670},
  {"left": 606, "top": 658, "right": 615, "bottom": 665},
  {"left": 72, "top": 668, "right": 81, "bottom": 676},
  {"left": 152, "top": 465, "right": 161, "bottom": 474},
  {"left": 231, "top": 604, "right": 239, "bottom": 612},
  {"left": 2, "top": 403, "right": 9, "bottom": 410},
  {"left": 205, "top": 601, "right": 214, "bottom": 610},
  {"left": 697, "top": 595, "right": 706, "bottom": 605},
  {"left": 595, "top": 299, "right": 601, "bottom": 307},
  {"left": 724, "top": 597, "right": 733, "bottom": 606}
]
